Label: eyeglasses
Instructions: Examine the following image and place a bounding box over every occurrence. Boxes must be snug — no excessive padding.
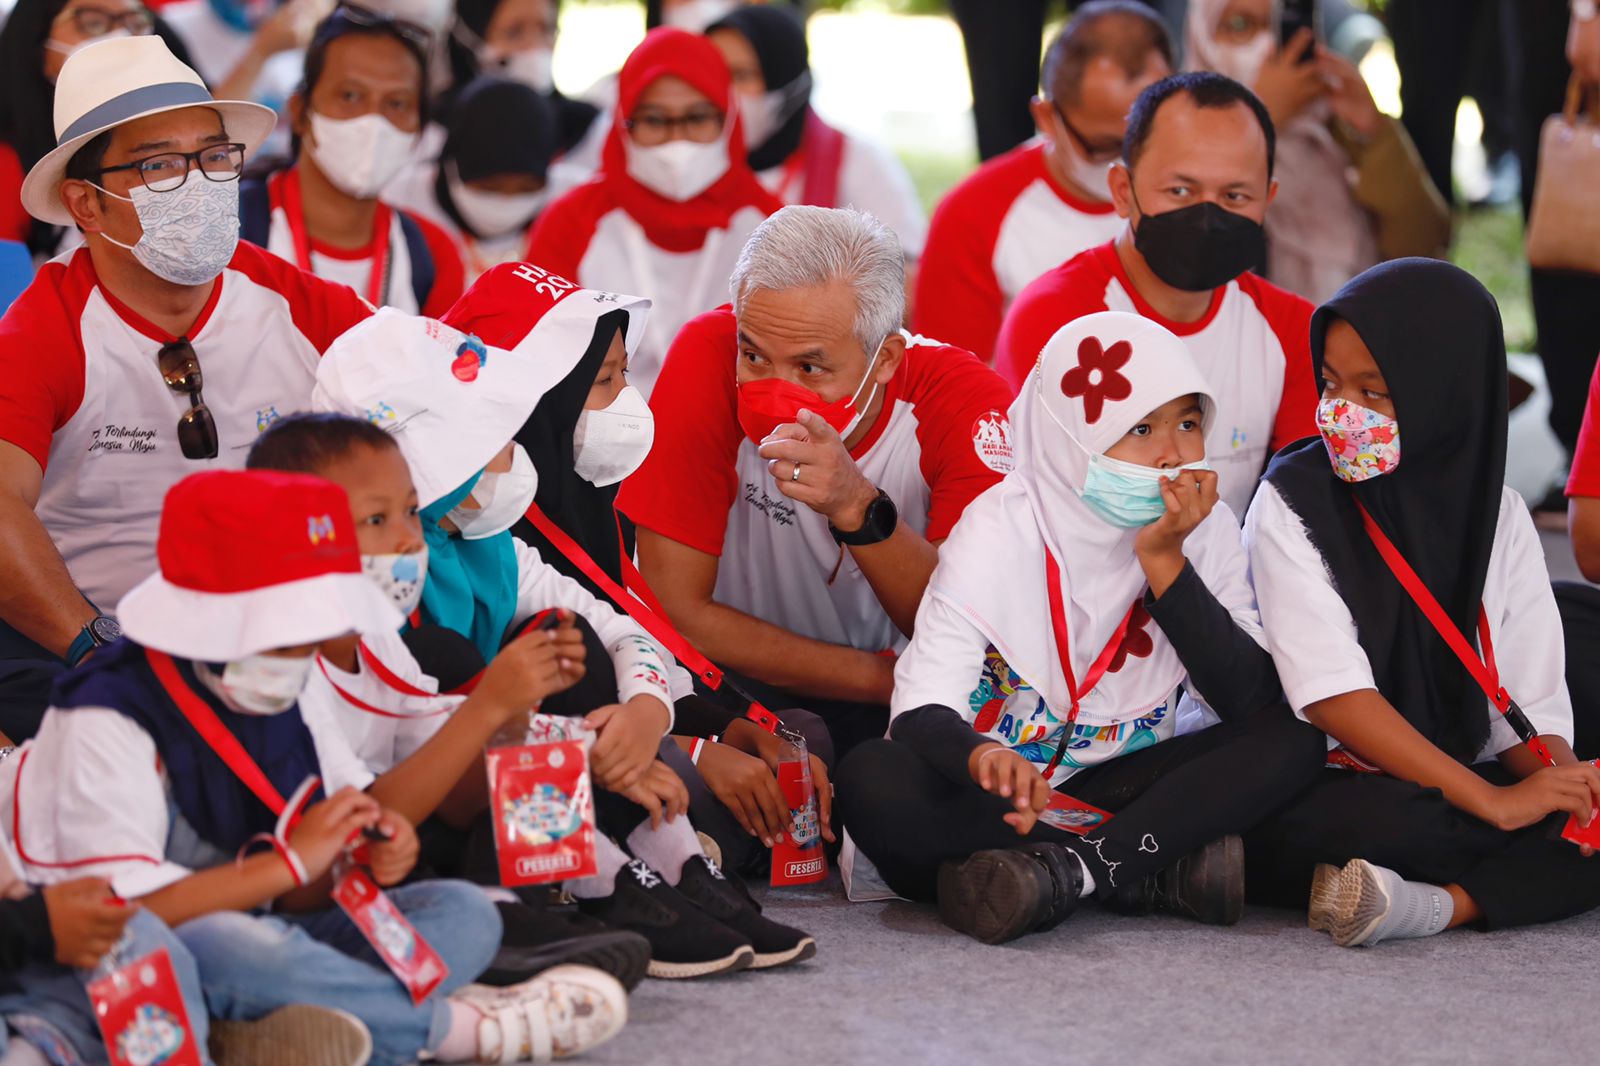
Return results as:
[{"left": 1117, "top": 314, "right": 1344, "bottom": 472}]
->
[
  {"left": 623, "top": 109, "right": 726, "bottom": 146},
  {"left": 95, "top": 143, "right": 245, "bottom": 194},
  {"left": 1051, "top": 101, "right": 1123, "bottom": 164},
  {"left": 158, "top": 338, "right": 219, "bottom": 460},
  {"left": 334, "top": 4, "right": 433, "bottom": 51},
  {"left": 55, "top": 4, "right": 154, "bottom": 39}
]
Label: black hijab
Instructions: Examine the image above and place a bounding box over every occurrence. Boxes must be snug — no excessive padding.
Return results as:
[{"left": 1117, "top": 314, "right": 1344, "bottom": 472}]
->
[
  {"left": 435, "top": 76, "right": 559, "bottom": 239},
  {"left": 1262, "top": 258, "right": 1508, "bottom": 763},
  {"left": 708, "top": 5, "right": 811, "bottom": 172},
  {"left": 445, "top": 0, "right": 597, "bottom": 154},
  {"left": 510, "top": 310, "right": 633, "bottom": 597}
]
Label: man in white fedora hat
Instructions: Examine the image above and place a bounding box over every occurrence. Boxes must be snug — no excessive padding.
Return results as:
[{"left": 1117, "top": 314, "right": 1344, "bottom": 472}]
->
[{"left": 0, "top": 34, "right": 376, "bottom": 738}]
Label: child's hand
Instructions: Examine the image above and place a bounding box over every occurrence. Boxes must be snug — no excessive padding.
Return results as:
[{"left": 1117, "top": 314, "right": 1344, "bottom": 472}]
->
[
  {"left": 290, "top": 787, "right": 381, "bottom": 880},
  {"left": 696, "top": 741, "right": 790, "bottom": 846},
  {"left": 43, "top": 877, "right": 135, "bottom": 969},
  {"left": 969, "top": 744, "right": 1051, "bottom": 836},
  {"left": 1482, "top": 763, "right": 1600, "bottom": 832},
  {"left": 619, "top": 760, "right": 690, "bottom": 830},
  {"left": 477, "top": 612, "right": 586, "bottom": 720},
  {"left": 1134, "top": 468, "right": 1219, "bottom": 562},
  {"left": 365, "top": 810, "right": 419, "bottom": 887},
  {"left": 586, "top": 695, "right": 672, "bottom": 790}
]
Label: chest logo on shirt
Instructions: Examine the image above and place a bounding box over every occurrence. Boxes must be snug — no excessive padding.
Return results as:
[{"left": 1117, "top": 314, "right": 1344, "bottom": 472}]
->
[
  {"left": 88, "top": 423, "right": 158, "bottom": 455},
  {"left": 971, "top": 410, "right": 1016, "bottom": 474},
  {"left": 256, "top": 406, "right": 282, "bottom": 434},
  {"left": 1231, "top": 427, "right": 1247, "bottom": 450},
  {"left": 743, "top": 482, "right": 798, "bottom": 527}
]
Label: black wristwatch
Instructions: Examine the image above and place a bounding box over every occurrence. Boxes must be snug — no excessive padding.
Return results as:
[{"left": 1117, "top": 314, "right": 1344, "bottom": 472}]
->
[
  {"left": 65, "top": 615, "right": 121, "bottom": 667},
  {"left": 830, "top": 489, "right": 898, "bottom": 546}
]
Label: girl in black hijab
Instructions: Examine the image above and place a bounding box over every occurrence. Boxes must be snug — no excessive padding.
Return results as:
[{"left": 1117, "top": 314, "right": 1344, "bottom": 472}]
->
[{"left": 1242, "top": 258, "right": 1600, "bottom": 947}]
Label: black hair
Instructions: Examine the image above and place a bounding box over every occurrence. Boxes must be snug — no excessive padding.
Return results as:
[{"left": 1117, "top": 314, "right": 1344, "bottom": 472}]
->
[
  {"left": 247, "top": 412, "right": 399, "bottom": 475},
  {"left": 291, "top": 9, "right": 431, "bottom": 157},
  {"left": 1122, "top": 71, "right": 1276, "bottom": 178},
  {"left": 62, "top": 128, "right": 112, "bottom": 184},
  {"left": 0, "top": 0, "right": 198, "bottom": 252},
  {"left": 1042, "top": 0, "right": 1172, "bottom": 107}
]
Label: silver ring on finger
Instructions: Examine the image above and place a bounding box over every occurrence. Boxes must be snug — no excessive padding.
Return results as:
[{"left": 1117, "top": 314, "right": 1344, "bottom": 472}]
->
[{"left": 791, "top": 462, "right": 802, "bottom": 483}]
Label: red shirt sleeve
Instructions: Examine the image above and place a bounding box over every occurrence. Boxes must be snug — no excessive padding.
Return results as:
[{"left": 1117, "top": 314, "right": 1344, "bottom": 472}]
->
[
  {"left": 413, "top": 213, "right": 466, "bottom": 318},
  {"left": 524, "top": 183, "right": 607, "bottom": 282},
  {"left": 0, "top": 143, "right": 31, "bottom": 245},
  {"left": 1569, "top": 356, "right": 1600, "bottom": 497},
  {"left": 993, "top": 246, "right": 1113, "bottom": 392},
  {"left": 228, "top": 242, "right": 373, "bottom": 352},
  {"left": 0, "top": 258, "right": 91, "bottom": 472},
  {"left": 913, "top": 167, "right": 1013, "bottom": 365},
  {"left": 1239, "top": 275, "right": 1319, "bottom": 451},
  {"left": 900, "top": 341, "right": 1015, "bottom": 542},
  {"left": 615, "top": 307, "right": 743, "bottom": 556}
]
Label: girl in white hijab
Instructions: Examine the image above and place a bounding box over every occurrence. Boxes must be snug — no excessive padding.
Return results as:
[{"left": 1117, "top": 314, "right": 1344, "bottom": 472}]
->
[
  {"left": 1185, "top": 0, "right": 1448, "bottom": 303},
  {"left": 836, "top": 311, "right": 1325, "bottom": 944}
]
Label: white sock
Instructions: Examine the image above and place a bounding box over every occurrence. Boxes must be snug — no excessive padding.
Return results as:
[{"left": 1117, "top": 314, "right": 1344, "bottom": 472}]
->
[
  {"left": 1360, "top": 863, "right": 1455, "bottom": 946},
  {"left": 565, "top": 834, "right": 630, "bottom": 899},
  {"left": 624, "top": 814, "right": 703, "bottom": 886},
  {"left": 432, "top": 1001, "right": 484, "bottom": 1062}
]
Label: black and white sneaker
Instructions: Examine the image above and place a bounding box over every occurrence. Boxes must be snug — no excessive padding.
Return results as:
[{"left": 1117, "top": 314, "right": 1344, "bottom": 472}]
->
[
  {"left": 577, "top": 860, "right": 754, "bottom": 979},
  {"left": 674, "top": 855, "right": 816, "bottom": 970},
  {"left": 481, "top": 900, "right": 653, "bottom": 991}
]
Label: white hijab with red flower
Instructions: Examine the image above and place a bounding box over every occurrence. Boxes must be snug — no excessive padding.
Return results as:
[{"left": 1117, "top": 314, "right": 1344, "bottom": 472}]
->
[{"left": 925, "top": 312, "right": 1234, "bottom": 727}]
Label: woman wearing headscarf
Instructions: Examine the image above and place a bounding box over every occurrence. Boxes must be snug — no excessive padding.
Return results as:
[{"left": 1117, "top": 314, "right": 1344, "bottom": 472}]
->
[
  {"left": 706, "top": 5, "right": 926, "bottom": 264},
  {"left": 835, "top": 311, "right": 1325, "bottom": 945},
  {"left": 1243, "top": 258, "right": 1600, "bottom": 948},
  {"left": 524, "top": 27, "right": 782, "bottom": 397},
  {"left": 1184, "top": 0, "right": 1448, "bottom": 303}
]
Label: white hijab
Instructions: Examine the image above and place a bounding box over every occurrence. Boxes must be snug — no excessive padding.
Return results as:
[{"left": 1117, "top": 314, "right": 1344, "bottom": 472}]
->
[{"left": 927, "top": 312, "right": 1220, "bottom": 726}]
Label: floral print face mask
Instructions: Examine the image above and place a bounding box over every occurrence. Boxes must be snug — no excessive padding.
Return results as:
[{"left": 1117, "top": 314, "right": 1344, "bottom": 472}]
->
[{"left": 1317, "top": 396, "right": 1400, "bottom": 483}]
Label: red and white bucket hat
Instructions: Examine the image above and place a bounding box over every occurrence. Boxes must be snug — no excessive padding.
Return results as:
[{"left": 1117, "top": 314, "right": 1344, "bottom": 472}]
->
[{"left": 118, "top": 470, "right": 402, "bottom": 661}]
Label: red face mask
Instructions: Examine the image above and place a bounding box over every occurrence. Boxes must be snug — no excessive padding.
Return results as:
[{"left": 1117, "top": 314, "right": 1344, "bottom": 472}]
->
[{"left": 736, "top": 347, "right": 883, "bottom": 445}]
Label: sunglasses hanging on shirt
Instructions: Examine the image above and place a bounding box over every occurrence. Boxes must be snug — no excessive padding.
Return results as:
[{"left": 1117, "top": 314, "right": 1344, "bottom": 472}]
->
[{"left": 158, "top": 338, "right": 219, "bottom": 460}]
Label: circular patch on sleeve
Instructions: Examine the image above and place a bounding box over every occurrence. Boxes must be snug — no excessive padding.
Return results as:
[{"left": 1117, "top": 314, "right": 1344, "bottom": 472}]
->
[{"left": 971, "top": 410, "right": 1015, "bottom": 473}]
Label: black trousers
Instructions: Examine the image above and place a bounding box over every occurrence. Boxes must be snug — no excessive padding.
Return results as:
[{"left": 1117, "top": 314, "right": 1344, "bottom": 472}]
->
[
  {"left": 835, "top": 708, "right": 1326, "bottom": 902},
  {"left": 1246, "top": 765, "right": 1600, "bottom": 929}
]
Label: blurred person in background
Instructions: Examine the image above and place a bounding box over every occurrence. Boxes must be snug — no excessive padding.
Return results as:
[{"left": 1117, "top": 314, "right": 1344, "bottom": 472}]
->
[
  {"left": 915, "top": 1, "right": 1171, "bottom": 364},
  {"left": 707, "top": 4, "right": 926, "bottom": 270},
  {"left": 1185, "top": 0, "right": 1448, "bottom": 303},
  {"left": 240, "top": 6, "right": 466, "bottom": 314},
  {"left": 525, "top": 27, "right": 781, "bottom": 396},
  {"left": 0, "top": 0, "right": 197, "bottom": 256}
]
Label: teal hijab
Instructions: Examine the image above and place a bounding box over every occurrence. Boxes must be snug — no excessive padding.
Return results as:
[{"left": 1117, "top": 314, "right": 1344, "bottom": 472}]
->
[{"left": 418, "top": 471, "right": 521, "bottom": 663}]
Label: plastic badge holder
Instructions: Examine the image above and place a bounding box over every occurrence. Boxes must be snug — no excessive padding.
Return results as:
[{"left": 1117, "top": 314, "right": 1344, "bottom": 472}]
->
[
  {"left": 332, "top": 854, "right": 450, "bottom": 1005},
  {"left": 1037, "top": 792, "right": 1115, "bottom": 835},
  {"left": 1561, "top": 759, "right": 1600, "bottom": 849},
  {"left": 486, "top": 713, "right": 599, "bottom": 887},
  {"left": 770, "top": 728, "right": 828, "bottom": 886},
  {"left": 87, "top": 934, "right": 204, "bottom": 1066}
]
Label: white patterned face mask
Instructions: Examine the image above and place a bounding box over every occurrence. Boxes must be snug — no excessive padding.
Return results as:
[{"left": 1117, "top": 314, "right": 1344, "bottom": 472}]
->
[{"left": 94, "top": 173, "right": 240, "bottom": 286}]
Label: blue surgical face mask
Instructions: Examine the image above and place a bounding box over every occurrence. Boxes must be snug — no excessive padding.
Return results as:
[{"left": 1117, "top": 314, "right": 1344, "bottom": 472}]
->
[{"left": 1080, "top": 453, "right": 1211, "bottom": 528}]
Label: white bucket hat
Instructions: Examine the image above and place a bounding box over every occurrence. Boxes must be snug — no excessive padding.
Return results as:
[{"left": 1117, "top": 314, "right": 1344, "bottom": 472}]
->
[
  {"left": 21, "top": 35, "right": 276, "bottom": 226},
  {"left": 314, "top": 266, "right": 650, "bottom": 507}
]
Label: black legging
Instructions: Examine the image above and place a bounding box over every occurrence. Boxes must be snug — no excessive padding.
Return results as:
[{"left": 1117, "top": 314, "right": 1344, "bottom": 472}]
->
[
  {"left": 1245, "top": 764, "right": 1600, "bottom": 930},
  {"left": 835, "top": 708, "right": 1326, "bottom": 902}
]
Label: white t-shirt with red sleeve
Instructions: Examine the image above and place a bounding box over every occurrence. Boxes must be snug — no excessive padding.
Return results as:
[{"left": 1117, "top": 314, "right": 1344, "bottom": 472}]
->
[
  {"left": 0, "top": 243, "right": 373, "bottom": 613},
  {"left": 616, "top": 306, "right": 1016, "bottom": 655},
  {"left": 913, "top": 142, "right": 1123, "bottom": 366},
  {"left": 994, "top": 240, "right": 1320, "bottom": 516}
]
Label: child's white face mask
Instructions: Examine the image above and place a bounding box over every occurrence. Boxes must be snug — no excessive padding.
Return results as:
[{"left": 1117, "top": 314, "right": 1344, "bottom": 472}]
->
[
  {"left": 202, "top": 654, "right": 315, "bottom": 715},
  {"left": 448, "top": 444, "right": 539, "bottom": 540},
  {"left": 362, "top": 547, "right": 430, "bottom": 616}
]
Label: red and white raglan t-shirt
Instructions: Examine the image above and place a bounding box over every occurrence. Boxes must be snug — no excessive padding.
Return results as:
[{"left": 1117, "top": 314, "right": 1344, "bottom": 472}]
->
[
  {"left": 525, "top": 185, "right": 771, "bottom": 398},
  {"left": 616, "top": 306, "right": 1016, "bottom": 655},
  {"left": 995, "top": 241, "right": 1319, "bottom": 516},
  {"left": 1566, "top": 356, "right": 1600, "bottom": 499},
  {"left": 262, "top": 170, "right": 466, "bottom": 317},
  {"left": 0, "top": 243, "right": 372, "bottom": 612},
  {"left": 913, "top": 142, "right": 1123, "bottom": 366}
]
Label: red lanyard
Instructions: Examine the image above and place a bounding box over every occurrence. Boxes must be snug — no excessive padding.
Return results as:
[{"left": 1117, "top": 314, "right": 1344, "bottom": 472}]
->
[
  {"left": 279, "top": 168, "right": 393, "bottom": 307},
  {"left": 1040, "top": 556, "right": 1141, "bottom": 778},
  {"left": 315, "top": 649, "right": 452, "bottom": 720},
  {"left": 145, "top": 649, "right": 322, "bottom": 882},
  {"left": 523, "top": 503, "right": 781, "bottom": 733},
  {"left": 1355, "top": 500, "right": 1555, "bottom": 766}
]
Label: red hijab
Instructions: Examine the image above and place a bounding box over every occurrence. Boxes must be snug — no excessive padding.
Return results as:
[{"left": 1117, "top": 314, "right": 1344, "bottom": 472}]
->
[{"left": 601, "top": 28, "right": 782, "bottom": 250}]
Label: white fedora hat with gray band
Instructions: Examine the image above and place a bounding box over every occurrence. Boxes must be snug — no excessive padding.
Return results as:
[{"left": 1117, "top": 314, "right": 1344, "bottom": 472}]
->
[{"left": 21, "top": 35, "right": 276, "bottom": 226}]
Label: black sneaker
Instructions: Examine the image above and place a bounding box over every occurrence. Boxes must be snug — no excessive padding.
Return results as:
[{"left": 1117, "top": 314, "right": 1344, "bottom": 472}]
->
[
  {"left": 936, "top": 842, "right": 1083, "bottom": 945},
  {"left": 480, "top": 900, "right": 653, "bottom": 991},
  {"left": 1105, "top": 834, "right": 1244, "bottom": 926},
  {"left": 577, "top": 860, "right": 754, "bottom": 979},
  {"left": 674, "top": 855, "right": 816, "bottom": 969}
]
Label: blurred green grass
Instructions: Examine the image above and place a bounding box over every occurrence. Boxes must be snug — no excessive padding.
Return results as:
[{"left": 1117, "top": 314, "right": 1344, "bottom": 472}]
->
[{"left": 899, "top": 149, "right": 1536, "bottom": 353}]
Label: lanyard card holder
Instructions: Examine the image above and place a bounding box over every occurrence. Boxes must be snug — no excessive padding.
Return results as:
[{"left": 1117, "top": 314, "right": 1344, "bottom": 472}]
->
[
  {"left": 770, "top": 729, "right": 828, "bottom": 886},
  {"left": 486, "top": 713, "right": 598, "bottom": 887},
  {"left": 1038, "top": 792, "right": 1115, "bottom": 835},
  {"left": 331, "top": 852, "right": 450, "bottom": 1005},
  {"left": 1561, "top": 759, "right": 1600, "bottom": 848},
  {"left": 87, "top": 938, "right": 203, "bottom": 1066}
]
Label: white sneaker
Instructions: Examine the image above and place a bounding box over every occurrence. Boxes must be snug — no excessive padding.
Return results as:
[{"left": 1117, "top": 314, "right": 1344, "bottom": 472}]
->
[{"left": 450, "top": 964, "right": 627, "bottom": 1063}]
